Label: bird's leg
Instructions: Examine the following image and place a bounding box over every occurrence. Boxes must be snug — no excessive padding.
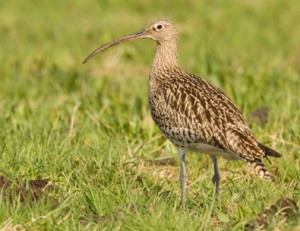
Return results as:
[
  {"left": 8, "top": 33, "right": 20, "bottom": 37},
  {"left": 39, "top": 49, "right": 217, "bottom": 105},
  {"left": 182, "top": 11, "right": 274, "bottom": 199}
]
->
[
  {"left": 210, "top": 155, "right": 220, "bottom": 197},
  {"left": 178, "top": 148, "right": 186, "bottom": 210}
]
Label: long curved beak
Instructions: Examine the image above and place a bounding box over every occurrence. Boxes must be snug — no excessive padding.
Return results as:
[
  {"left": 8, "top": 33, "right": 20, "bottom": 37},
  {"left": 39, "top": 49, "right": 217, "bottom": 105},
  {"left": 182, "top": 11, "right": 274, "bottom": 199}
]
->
[{"left": 83, "top": 29, "right": 146, "bottom": 64}]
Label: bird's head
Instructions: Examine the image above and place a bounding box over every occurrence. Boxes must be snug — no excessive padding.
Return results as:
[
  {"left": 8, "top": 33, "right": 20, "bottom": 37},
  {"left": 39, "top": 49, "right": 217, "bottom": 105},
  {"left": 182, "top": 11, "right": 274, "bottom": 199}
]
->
[{"left": 143, "top": 19, "right": 178, "bottom": 43}]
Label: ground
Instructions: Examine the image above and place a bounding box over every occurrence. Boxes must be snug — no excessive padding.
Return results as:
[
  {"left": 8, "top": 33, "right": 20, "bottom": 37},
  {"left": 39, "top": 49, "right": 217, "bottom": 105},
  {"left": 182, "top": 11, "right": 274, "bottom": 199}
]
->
[{"left": 0, "top": 0, "right": 299, "bottom": 230}]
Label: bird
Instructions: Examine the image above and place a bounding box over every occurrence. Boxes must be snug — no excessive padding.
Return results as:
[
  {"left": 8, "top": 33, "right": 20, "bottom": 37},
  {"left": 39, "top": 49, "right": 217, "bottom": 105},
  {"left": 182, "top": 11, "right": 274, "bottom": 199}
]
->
[{"left": 83, "top": 19, "right": 282, "bottom": 209}]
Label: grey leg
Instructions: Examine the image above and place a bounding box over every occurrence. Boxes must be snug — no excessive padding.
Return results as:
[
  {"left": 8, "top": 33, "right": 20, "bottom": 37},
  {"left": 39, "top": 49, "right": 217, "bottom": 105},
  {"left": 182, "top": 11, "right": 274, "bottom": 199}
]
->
[
  {"left": 210, "top": 156, "right": 220, "bottom": 196},
  {"left": 178, "top": 148, "right": 186, "bottom": 209}
]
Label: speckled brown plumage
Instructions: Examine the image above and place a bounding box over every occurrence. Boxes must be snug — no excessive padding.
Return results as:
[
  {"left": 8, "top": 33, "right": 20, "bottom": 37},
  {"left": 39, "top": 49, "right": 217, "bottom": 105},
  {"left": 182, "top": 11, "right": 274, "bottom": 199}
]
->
[
  {"left": 83, "top": 18, "right": 282, "bottom": 209},
  {"left": 149, "top": 67, "right": 274, "bottom": 171}
]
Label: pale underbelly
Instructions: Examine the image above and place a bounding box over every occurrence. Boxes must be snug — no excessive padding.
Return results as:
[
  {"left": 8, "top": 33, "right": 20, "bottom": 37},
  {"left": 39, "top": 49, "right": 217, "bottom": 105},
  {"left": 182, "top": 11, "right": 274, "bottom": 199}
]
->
[
  {"left": 187, "top": 142, "right": 242, "bottom": 161},
  {"left": 158, "top": 126, "right": 241, "bottom": 161}
]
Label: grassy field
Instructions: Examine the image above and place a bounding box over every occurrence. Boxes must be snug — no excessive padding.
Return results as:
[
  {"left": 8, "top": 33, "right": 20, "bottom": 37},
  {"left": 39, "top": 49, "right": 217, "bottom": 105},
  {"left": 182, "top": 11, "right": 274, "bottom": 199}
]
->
[{"left": 0, "top": 0, "right": 299, "bottom": 230}]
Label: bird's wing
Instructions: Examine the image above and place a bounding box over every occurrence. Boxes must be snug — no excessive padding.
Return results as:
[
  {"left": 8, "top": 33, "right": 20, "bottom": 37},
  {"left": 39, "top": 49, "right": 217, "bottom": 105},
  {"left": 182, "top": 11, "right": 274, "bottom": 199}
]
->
[{"left": 159, "top": 73, "right": 265, "bottom": 161}]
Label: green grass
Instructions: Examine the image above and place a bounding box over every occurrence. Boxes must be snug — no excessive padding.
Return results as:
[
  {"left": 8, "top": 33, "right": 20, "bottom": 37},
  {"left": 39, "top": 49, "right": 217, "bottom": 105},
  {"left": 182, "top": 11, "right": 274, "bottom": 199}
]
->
[{"left": 0, "top": 0, "right": 299, "bottom": 230}]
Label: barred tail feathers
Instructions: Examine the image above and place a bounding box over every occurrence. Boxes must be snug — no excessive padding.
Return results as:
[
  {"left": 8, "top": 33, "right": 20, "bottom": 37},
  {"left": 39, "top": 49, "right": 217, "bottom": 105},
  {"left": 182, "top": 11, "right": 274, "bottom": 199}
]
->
[{"left": 247, "top": 159, "right": 271, "bottom": 181}]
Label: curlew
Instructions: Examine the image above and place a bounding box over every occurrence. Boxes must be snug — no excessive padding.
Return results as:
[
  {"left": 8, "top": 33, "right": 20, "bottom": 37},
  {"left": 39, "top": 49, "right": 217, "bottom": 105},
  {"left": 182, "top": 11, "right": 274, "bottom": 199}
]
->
[{"left": 83, "top": 19, "right": 282, "bottom": 209}]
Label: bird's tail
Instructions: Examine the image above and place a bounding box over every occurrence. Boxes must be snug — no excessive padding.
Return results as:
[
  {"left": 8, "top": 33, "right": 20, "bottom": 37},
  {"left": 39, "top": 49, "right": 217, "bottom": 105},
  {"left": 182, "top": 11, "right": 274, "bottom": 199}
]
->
[
  {"left": 257, "top": 143, "right": 282, "bottom": 158},
  {"left": 246, "top": 143, "right": 281, "bottom": 180},
  {"left": 247, "top": 159, "right": 271, "bottom": 181}
]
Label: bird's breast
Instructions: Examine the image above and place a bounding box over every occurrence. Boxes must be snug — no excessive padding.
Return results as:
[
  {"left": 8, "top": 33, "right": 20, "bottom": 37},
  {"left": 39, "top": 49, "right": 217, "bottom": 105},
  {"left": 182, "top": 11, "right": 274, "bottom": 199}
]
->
[{"left": 148, "top": 87, "right": 201, "bottom": 148}]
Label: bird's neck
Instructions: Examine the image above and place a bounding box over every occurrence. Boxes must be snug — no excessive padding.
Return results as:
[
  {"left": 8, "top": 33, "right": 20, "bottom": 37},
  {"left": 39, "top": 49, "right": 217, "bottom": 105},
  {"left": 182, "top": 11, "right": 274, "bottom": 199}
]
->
[{"left": 150, "top": 40, "right": 179, "bottom": 79}]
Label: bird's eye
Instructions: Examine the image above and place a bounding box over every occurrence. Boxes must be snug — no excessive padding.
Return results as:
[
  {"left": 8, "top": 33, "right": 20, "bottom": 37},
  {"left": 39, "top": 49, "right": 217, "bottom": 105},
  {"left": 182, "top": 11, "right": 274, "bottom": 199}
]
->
[{"left": 156, "top": 24, "right": 163, "bottom": 30}]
